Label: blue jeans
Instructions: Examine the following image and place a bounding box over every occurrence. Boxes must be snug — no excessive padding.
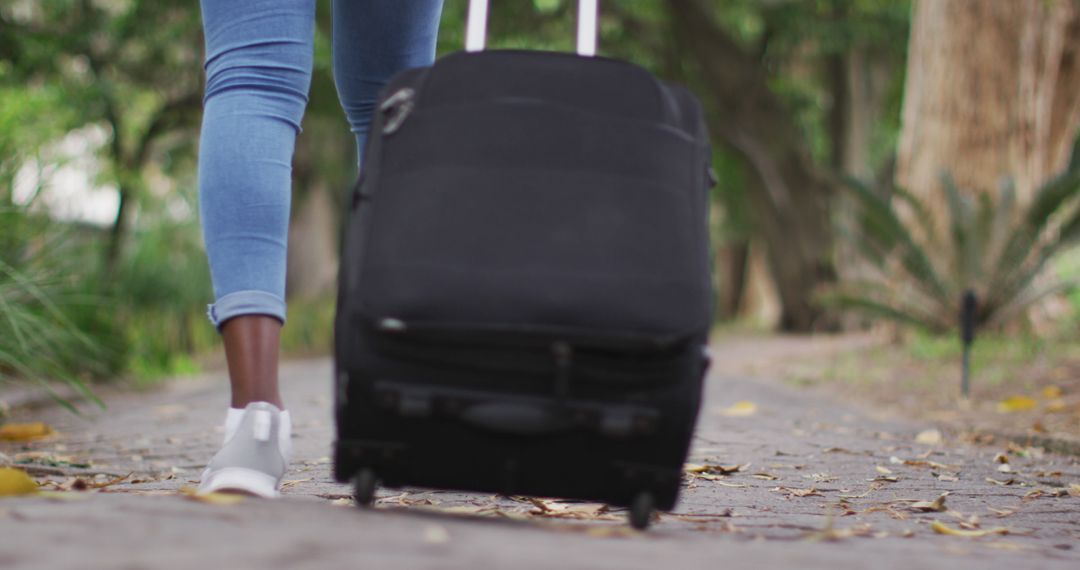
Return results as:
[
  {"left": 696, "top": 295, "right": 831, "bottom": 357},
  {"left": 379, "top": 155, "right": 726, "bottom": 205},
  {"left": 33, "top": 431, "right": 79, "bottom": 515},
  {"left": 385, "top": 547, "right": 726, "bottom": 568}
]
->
[{"left": 198, "top": 0, "right": 443, "bottom": 330}]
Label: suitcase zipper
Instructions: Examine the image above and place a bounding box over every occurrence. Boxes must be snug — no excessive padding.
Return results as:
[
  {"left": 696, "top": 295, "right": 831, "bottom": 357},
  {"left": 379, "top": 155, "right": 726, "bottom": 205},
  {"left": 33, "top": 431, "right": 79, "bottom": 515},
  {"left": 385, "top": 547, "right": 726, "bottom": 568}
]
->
[
  {"left": 372, "top": 315, "right": 688, "bottom": 352},
  {"left": 364, "top": 315, "right": 693, "bottom": 387}
]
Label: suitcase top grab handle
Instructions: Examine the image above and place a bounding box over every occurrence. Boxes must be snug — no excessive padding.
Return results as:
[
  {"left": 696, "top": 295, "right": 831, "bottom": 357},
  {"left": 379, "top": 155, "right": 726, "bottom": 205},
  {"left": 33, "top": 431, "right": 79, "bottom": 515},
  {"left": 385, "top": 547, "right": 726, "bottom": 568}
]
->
[{"left": 466, "top": 0, "right": 599, "bottom": 56}]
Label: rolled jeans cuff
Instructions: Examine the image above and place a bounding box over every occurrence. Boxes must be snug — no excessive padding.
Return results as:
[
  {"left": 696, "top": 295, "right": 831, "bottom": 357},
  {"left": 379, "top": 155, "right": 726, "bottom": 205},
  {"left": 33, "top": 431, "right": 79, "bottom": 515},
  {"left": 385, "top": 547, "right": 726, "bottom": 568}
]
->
[{"left": 206, "top": 290, "right": 287, "bottom": 331}]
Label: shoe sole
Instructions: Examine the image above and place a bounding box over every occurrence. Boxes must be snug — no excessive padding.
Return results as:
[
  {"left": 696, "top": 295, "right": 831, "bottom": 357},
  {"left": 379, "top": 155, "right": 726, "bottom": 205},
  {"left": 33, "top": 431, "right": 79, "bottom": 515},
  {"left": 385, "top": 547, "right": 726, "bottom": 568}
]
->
[{"left": 199, "top": 467, "right": 281, "bottom": 499}]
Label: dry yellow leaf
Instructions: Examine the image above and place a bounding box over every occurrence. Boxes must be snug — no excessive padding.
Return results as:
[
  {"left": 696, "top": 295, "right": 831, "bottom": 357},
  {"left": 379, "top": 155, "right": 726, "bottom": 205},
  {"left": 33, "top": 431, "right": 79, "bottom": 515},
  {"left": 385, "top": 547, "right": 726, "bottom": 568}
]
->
[
  {"left": 720, "top": 401, "right": 757, "bottom": 417},
  {"left": 909, "top": 493, "right": 948, "bottom": 512},
  {"left": 914, "top": 429, "right": 943, "bottom": 445},
  {"left": 1042, "top": 386, "right": 1063, "bottom": 399},
  {"left": 178, "top": 486, "right": 245, "bottom": 505},
  {"left": 931, "top": 520, "right": 1010, "bottom": 537},
  {"left": 1045, "top": 399, "right": 1067, "bottom": 413},
  {"left": 1068, "top": 484, "right": 1080, "bottom": 498},
  {"left": 0, "top": 422, "right": 55, "bottom": 442},
  {"left": 875, "top": 465, "right": 894, "bottom": 475},
  {"left": 685, "top": 463, "right": 747, "bottom": 475},
  {"left": 0, "top": 468, "right": 39, "bottom": 497},
  {"left": 996, "top": 396, "right": 1037, "bottom": 413},
  {"left": 773, "top": 486, "right": 822, "bottom": 497}
]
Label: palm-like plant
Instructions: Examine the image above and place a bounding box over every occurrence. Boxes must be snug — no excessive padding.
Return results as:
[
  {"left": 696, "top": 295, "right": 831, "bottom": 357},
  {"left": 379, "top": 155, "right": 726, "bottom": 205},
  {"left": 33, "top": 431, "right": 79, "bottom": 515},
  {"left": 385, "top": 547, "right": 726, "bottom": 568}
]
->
[{"left": 829, "top": 162, "right": 1080, "bottom": 333}]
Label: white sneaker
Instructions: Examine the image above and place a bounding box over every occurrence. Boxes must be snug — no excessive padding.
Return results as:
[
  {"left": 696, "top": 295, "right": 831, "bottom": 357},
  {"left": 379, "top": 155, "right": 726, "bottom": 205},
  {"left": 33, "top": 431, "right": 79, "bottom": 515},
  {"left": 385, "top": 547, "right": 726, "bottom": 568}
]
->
[{"left": 198, "top": 402, "right": 291, "bottom": 498}]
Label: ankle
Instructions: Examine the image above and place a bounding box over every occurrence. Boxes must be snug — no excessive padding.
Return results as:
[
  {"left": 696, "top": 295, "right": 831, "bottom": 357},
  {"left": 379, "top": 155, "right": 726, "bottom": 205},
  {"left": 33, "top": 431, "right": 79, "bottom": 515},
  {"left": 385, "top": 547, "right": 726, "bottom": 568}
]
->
[{"left": 230, "top": 394, "right": 284, "bottom": 409}]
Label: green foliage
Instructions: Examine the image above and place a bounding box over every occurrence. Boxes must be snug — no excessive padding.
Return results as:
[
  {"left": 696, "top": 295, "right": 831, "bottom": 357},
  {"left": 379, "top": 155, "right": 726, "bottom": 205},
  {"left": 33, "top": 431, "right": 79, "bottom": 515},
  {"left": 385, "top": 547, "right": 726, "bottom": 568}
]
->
[
  {"left": 829, "top": 166, "right": 1080, "bottom": 333},
  {"left": 108, "top": 221, "right": 217, "bottom": 380},
  {"left": 0, "top": 209, "right": 108, "bottom": 412},
  {"left": 280, "top": 295, "right": 337, "bottom": 357}
]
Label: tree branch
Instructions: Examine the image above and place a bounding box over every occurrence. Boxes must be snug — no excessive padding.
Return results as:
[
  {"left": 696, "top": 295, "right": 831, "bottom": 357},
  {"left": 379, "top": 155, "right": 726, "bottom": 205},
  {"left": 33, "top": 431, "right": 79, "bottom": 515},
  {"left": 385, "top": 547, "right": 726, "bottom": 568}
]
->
[{"left": 132, "top": 91, "right": 202, "bottom": 168}]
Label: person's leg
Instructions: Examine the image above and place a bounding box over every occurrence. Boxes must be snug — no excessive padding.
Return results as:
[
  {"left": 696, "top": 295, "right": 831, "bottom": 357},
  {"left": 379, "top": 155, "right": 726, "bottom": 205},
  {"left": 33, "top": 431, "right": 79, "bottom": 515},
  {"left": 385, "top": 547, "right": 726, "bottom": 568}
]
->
[
  {"left": 199, "top": 0, "right": 316, "bottom": 409},
  {"left": 197, "top": 0, "right": 315, "bottom": 496},
  {"left": 332, "top": 0, "right": 444, "bottom": 165}
]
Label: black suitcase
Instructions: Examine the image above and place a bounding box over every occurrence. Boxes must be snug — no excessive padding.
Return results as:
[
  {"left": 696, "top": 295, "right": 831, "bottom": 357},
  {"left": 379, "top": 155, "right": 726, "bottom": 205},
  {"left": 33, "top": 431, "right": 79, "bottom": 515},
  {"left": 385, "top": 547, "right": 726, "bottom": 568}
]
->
[{"left": 333, "top": 0, "right": 714, "bottom": 529}]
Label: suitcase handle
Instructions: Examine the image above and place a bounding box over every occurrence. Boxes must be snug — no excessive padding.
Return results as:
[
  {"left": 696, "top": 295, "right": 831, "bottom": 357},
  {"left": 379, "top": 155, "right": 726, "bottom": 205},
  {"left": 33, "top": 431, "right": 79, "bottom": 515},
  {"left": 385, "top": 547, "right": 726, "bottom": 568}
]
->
[{"left": 466, "top": 0, "right": 598, "bottom": 56}]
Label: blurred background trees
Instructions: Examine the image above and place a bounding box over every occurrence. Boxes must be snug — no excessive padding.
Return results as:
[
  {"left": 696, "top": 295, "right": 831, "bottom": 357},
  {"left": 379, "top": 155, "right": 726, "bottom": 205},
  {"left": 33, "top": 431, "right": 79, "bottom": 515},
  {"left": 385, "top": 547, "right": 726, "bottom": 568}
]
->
[{"left": 2, "top": 0, "right": 1080, "bottom": 400}]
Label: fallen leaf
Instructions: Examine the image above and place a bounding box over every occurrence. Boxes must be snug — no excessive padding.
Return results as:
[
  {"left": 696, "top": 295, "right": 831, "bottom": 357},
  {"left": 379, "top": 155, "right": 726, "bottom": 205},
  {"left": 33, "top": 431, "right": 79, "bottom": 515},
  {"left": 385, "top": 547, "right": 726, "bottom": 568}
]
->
[
  {"left": 752, "top": 472, "right": 779, "bottom": 481},
  {"left": 1005, "top": 443, "right": 1042, "bottom": 458},
  {"left": 773, "top": 486, "right": 822, "bottom": 498},
  {"left": 997, "top": 396, "right": 1037, "bottom": 413},
  {"left": 949, "top": 511, "right": 980, "bottom": 529},
  {"left": 178, "top": 486, "right": 245, "bottom": 506},
  {"left": 993, "top": 453, "right": 1009, "bottom": 464},
  {"left": 931, "top": 520, "right": 1011, "bottom": 538},
  {"left": 863, "top": 505, "right": 908, "bottom": 520},
  {"left": 1045, "top": 400, "right": 1067, "bottom": 413},
  {"left": 985, "top": 477, "right": 1017, "bottom": 486},
  {"left": 0, "top": 422, "right": 55, "bottom": 442},
  {"left": 870, "top": 475, "right": 899, "bottom": 483},
  {"left": 664, "top": 510, "right": 733, "bottom": 522},
  {"left": 685, "top": 463, "right": 747, "bottom": 476},
  {"left": 909, "top": 493, "right": 948, "bottom": 512},
  {"left": 719, "top": 401, "right": 757, "bottom": 417},
  {"left": 1068, "top": 484, "right": 1080, "bottom": 498},
  {"left": 915, "top": 429, "right": 943, "bottom": 445},
  {"left": 1042, "top": 386, "right": 1063, "bottom": 399},
  {"left": 1021, "top": 489, "right": 1063, "bottom": 501},
  {"left": 875, "top": 465, "right": 894, "bottom": 475},
  {"left": 805, "top": 521, "right": 874, "bottom": 542},
  {"left": 988, "top": 507, "right": 1016, "bottom": 518},
  {"left": 997, "top": 464, "right": 1013, "bottom": 473},
  {"left": 526, "top": 499, "right": 617, "bottom": 520},
  {"left": 936, "top": 473, "right": 959, "bottom": 482},
  {"left": 839, "top": 484, "right": 882, "bottom": 499},
  {"left": 0, "top": 468, "right": 38, "bottom": 497},
  {"left": 86, "top": 472, "right": 132, "bottom": 490},
  {"left": 280, "top": 477, "right": 313, "bottom": 490}
]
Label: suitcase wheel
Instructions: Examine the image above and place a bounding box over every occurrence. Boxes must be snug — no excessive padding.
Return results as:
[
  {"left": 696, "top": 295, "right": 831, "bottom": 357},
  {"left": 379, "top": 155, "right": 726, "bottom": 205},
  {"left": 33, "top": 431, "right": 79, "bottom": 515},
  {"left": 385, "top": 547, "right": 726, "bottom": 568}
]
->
[
  {"left": 629, "top": 492, "right": 655, "bottom": 530},
  {"left": 352, "top": 468, "right": 378, "bottom": 508}
]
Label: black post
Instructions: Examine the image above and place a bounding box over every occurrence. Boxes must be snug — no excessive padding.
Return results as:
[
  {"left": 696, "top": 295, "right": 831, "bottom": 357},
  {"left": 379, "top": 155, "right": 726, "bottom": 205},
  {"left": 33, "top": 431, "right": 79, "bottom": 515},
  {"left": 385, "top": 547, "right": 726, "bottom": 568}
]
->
[{"left": 960, "top": 290, "right": 978, "bottom": 399}]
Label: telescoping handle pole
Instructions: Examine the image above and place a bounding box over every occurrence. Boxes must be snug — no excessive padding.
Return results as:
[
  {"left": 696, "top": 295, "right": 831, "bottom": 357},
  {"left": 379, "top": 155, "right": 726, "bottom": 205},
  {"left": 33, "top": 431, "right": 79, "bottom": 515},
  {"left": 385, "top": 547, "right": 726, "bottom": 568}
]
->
[{"left": 466, "top": 0, "right": 599, "bottom": 56}]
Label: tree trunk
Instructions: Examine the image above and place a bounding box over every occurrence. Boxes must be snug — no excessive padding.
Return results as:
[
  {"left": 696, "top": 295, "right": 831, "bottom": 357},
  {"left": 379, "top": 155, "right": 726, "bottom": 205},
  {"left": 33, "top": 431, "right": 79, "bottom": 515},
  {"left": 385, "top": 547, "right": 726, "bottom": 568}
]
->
[
  {"left": 105, "top": 180, "right": 132, "bottom": 270},
  {"left": 286, "top": 184, "right": 339, "bottom": 300},
  {"left": 896, "top": 0, "right": 1080, "bottom": 210},
  {"left": 714, "top": 241, "right": 750, "bottom": 320},
  {"left": 667, "top": 0, "right": 838, "bottom": 332}
]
